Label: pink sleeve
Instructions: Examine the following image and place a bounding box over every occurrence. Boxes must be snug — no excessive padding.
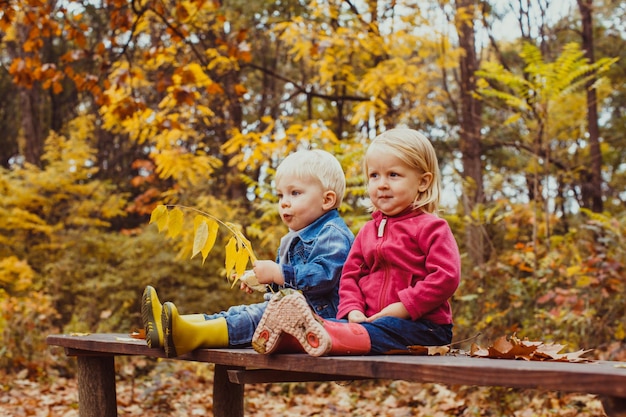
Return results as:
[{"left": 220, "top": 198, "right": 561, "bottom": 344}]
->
[{"left": 398, "top": 218, "right": 460, "bottom": 321}]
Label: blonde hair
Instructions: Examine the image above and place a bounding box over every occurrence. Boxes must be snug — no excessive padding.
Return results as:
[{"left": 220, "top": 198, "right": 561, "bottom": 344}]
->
[
  {"left": 364, "top": 128, "right": 441, "bottom": 214},
  {"left": 275, "top": 149, "right": 346, "bottom": 209}
]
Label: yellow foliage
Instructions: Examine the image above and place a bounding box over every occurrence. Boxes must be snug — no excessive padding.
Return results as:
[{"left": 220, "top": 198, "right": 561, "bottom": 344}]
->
[
  {"left": 0, "top": 115, "right": 128, "bottom": 245},
  {"left": 221, "top": 120, "right": 341, "bottom": 175},
  {"left": 0, "top": 257, "right": 34, "bottom": 293},
  {"left": 152, "top": 148, "right": 222, "bottom": 187},
  {"left": 174, "top": 63, "right": 214, "bottom": 87},
  {"left": 205, "top": 48, "right": 238, "bottom": 74}
]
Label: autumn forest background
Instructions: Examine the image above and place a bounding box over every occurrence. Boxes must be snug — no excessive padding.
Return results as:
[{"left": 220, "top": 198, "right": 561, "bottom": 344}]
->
[{"left": 1, "top": 0, "right": 625, "bottom": 415}]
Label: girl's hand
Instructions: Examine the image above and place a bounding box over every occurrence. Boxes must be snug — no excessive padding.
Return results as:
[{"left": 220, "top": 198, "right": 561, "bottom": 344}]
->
[
  {"left": 348, "top": 310, "right": 367, "bottom": 323},
  {"left": 253, "top": 260, "right": 284, "bottom": 285},
  {"left": 366, "top": 302, "right": 410, "bottom": 322}
]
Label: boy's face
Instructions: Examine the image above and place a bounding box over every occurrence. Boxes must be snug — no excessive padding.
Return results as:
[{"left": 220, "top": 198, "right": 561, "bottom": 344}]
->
[{"left": 275, "top": 176, "right": 330, "bottom": 231}]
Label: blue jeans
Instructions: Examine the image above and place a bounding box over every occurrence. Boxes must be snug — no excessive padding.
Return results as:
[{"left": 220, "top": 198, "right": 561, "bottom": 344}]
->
[
  {"left": 359, "top": 317, "right": 453, "bottom": 354},
  {"left": 203, "top": 301, "right": 268, "bottom": 347}
]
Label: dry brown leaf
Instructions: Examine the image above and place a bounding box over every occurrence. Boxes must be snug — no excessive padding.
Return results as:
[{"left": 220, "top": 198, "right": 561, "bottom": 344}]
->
[
  {"left": 470, "top": 342, "right": 490, "bottom": 357},
  {"left": 470, "top": 334, "right": 594, "bottom": 362},
  {"left": 130, "top": 329, "right": 145, "bottom": 339},
  {"left": 389, "top": 344, "right": 451, "bottom": 356}
]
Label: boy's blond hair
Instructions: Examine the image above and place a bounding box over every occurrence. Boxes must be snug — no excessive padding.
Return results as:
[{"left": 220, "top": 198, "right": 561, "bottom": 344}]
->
[
  {"left": 364, "top": 128, "right": 441, "bottom": 214},
  {"left": 275, "top": 149, "right": 346, "bottom": 209}
]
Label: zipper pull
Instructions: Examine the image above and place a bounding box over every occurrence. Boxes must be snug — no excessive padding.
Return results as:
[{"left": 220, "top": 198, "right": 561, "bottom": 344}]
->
[{"left": 377, "top": 217, "right": 387, "bottom": 237}]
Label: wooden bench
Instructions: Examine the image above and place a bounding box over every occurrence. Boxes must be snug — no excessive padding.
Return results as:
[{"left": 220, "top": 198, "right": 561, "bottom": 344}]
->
[{"left": 47, "top": 333, "right": 626, "bottom": 417}]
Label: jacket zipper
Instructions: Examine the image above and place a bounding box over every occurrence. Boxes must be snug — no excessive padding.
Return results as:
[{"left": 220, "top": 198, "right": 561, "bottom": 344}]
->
[{"left": 377, "top": 216, "right": 390, "bottom": 311}]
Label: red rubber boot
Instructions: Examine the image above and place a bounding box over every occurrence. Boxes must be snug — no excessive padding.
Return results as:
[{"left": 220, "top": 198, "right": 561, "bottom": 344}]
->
[{"left": 323, "top": 319, "right": 371, "bottom": 355}]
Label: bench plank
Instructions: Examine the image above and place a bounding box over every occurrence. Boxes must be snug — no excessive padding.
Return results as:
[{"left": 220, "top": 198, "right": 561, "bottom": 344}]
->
[
  {"left": 47, "top": 333, "right": 626, "bottom": 416},
  {"left": 227, "top": 369, "right": 366, "bottom": 384}
]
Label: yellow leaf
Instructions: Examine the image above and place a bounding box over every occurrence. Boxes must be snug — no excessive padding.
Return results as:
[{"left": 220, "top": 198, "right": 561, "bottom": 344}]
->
[
  {"left": 167, "top": 207, "right": 184, "bottom": 238},
  {"left": 234, "top": 248, "right": 250, "bottom": 278},
  {"left": 202, "top": 218, "right": 219, "bottom": 263},
  {"left": 503, "top": 113, "right": 522, "bottom": 125},
  {"left": 227, "top": 222, "right": 257, "bottom": 262},
  {"left": 224, "top": 237, "right": 238, "bottom": 278},
  {"left": 566, "top": 265, "right": 580, "bottom": 277},
  {"left": 576, "top": 275, "right": 593, "bottom": 287},
  {"left": 150, "top": 205, "right": 169, "bottom": 232},
  {"left": 192, "top": 219, "right": 208, "bottom": 259}
]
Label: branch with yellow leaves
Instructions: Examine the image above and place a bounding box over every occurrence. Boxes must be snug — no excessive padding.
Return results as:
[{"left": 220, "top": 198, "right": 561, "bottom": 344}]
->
[{"left": 150, "top": 204, "right": 266, "bottom": 291}]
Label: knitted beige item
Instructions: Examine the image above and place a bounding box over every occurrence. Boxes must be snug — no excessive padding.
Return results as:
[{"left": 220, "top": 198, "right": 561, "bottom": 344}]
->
[{"left": 252, "top": 290, "right": 331, "bottom": 357}]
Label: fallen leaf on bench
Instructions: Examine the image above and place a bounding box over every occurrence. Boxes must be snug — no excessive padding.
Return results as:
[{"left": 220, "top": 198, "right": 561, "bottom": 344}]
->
[
  {"left": 388, "top": 345, "right": 450, "bottom": 355},
  {"left": 116, "top": 337, "right": 140, "bottom": 342},
  {"left": 470, "top": 334, "right": 594, "bottom": 362},
  {"left": 69, "top": 332, "right": 91, "bottom": 336},
  {"left": 130, "top": 329, "right": 146, "bottom": 339}
]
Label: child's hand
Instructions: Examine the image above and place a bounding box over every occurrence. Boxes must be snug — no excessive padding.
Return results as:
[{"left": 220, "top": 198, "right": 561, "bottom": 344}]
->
[
  {"left": 366, "top": 302, "right": 410, "bottom": 322},
  {"left": 253, "top": 260, "right": 284, "bottom": 285},
  {"left": 239, "top": 281, "right": 254, "bottom": 294},
  {"left": 235, "top": 270, "right": 267, "bottom": 293},
  {"left": 348, "top": 310, "right": 367, "bottom": 323}
]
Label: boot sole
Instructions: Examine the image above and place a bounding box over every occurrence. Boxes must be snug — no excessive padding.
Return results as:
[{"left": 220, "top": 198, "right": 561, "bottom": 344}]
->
[
  {"left": 252, "top": 291, "right": 331, "bottom": 357},
  {"left": 141, "top": 286, "right": 162, "bottom": 348},
  {"left": 162, "top": 302, "right": 178, "bottom": 358}
]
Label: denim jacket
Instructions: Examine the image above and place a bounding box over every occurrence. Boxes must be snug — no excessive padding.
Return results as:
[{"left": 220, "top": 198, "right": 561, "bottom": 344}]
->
[{"left": 268, "top": 209, "right": 354, "bottom": 318}]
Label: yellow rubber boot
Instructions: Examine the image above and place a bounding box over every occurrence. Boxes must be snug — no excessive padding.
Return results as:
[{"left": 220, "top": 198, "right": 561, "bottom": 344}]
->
[
  {"left": 162, "top": 301, "right": 229, "bottom": 358},
  {"left": 141, "top": 286, "right": 205, "bottom": 348}
]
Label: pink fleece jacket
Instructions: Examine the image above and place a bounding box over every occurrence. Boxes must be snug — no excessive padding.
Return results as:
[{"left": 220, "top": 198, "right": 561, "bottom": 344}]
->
[{"left": 337, "top": 208, "right": 461, "bottom": 325}]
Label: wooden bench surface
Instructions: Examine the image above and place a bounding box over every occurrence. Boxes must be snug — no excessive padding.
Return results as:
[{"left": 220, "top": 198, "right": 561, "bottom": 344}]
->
[{"left": 47, "top": 333, "right": 626, "bottom": 399}]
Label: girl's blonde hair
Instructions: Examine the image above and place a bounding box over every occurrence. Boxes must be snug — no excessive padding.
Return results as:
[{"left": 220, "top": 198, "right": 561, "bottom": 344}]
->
[
  {"left": 364, "top": 128, "right": 441, "bottom": 214},
  {"left": 275, "top": 149, "right": 346, "bottom": 209}
]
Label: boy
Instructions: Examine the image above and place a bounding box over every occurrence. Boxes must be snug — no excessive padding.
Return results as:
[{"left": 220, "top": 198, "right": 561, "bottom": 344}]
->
[{"left": 142, "top": 149, "right": 354, "bottom": 357}]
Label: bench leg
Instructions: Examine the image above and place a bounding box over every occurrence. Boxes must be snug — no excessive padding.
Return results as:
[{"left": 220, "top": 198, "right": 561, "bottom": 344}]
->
[
  {"left": 213, "top": 365, "right": 244, "bottom": 417},
  {"left": 77, "top": 356, "right": 118, "bottom": 417},
  {"left": 601, "top": 396, "right": 626, "bottom": 417}
]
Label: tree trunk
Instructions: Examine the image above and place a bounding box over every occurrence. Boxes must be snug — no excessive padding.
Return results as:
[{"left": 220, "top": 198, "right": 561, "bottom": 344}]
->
[
  {"left": 13, "top": 22, "right": 45, "bottom": 167},
  {"left": 456, "top": 0, "right": 485, "bottom": 264},
  {"left": 577, "top": 0, "right": 603, "bottom": 212},
  {"left": 18, "top": 87, "right": 44, "bottom": 167}
]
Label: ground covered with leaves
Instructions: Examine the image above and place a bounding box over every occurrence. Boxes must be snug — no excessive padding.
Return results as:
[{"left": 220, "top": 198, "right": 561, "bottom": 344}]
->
[{"left": 1, "top": 359, "right": 609, "bottom": 417}]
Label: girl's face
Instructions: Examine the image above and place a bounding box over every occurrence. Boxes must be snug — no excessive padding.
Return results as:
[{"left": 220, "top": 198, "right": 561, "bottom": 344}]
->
[
  {"left": 366, "top": 150, "right": 432, "bottom": 216},
  {"left": 275, "top": 176, "right": 334, "bottom": 231}
]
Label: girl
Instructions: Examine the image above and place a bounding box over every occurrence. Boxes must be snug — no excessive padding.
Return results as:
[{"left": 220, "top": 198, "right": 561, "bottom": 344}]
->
[{"left": 252, "top": 128, "right": 461, "bottom": 356}]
